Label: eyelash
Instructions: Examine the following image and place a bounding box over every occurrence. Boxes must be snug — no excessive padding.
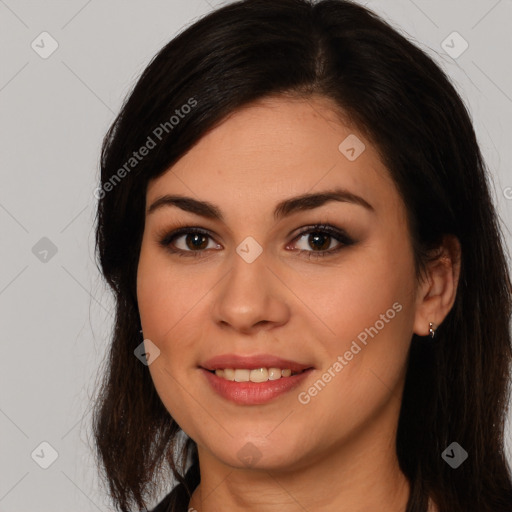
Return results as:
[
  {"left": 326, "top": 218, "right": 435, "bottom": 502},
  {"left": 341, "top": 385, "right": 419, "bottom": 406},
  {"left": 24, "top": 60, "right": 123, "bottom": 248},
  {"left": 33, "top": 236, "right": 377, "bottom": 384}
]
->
[{"left": 158, "top": 223, "right": 356, "bottom": 260}]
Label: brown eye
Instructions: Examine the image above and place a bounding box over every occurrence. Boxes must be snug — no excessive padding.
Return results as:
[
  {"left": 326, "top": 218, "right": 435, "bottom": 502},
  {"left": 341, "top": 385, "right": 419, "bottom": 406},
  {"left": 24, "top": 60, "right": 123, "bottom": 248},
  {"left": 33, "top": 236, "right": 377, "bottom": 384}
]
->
[
  {"left": 290, "top": 224, "right": 356, "bottom": 259},
  {"left": 304, "top": 232, "right": 333, "bottom": 251},
  {"left": 182, "top": 232, "right": 210, "bottom": 251},
  {"left": 159, "top": 227, "right": 220, "bottom": 257}
]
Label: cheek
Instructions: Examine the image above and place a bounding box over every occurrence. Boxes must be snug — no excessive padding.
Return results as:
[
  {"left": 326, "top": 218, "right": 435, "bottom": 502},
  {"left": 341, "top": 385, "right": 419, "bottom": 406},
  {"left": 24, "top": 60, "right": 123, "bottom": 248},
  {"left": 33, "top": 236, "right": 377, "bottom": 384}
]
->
[
  {"left": 137, "top": 247, "right": 206, "bottom": 429},
  {"left": 137, "top": 242, "right": 205, "bottom": 341},
  {"left": 137, "top": 249, "right": 169, "bottom": 338},
  {"left": 136, "top": 243, "right": 213, "bottom": 390},
  {"left": 303, "top": 234, "right": 415, "bottom": 344},
  {"left": 309, "top": 233, "right": 416, "bottom": 394},
  {"left": 295, "top": 281, "right": 413, "bottom": 440}
]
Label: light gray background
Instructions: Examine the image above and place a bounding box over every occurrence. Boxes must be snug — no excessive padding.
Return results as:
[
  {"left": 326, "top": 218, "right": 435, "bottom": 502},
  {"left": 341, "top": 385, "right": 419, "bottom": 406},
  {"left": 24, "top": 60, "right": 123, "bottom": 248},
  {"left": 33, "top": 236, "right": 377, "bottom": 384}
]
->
[{"left": 1, "top": 1, "right": 511, "bottom": 511}]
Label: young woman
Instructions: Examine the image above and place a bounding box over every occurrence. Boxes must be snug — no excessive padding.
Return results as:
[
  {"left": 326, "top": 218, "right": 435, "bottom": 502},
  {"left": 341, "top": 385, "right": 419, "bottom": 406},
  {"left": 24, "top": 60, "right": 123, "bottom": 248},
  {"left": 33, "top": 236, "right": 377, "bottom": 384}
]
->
[{"left": 92, "top": 1, "right": 512, "bottom": 511}]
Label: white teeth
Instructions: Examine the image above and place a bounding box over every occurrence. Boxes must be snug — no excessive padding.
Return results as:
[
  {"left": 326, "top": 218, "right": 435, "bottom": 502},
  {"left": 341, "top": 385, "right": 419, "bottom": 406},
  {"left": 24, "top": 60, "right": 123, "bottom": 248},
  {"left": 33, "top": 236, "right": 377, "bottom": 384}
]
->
[
  {"left": 213, "top": 367, "right": 298, "bottom": 382},
  {"left": 222, "top": 368, "right": 235, "bottom": 381},
  {"left": 268, "top": 368, "right": 283, "bottom": 380},
  {"left": 234, "top": 369, "right": 250, "bottom": 382}
]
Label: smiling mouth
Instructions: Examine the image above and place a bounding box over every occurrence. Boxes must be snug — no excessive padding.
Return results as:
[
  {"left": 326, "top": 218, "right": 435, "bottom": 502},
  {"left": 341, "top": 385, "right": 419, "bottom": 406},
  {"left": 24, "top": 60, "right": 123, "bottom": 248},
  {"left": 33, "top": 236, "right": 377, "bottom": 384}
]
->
[
  {"left": 206, "top": 367, "right": 311, "bottom": 383},
  {"left": 201, "top": 366, "right": 314, "bottom": 405}
]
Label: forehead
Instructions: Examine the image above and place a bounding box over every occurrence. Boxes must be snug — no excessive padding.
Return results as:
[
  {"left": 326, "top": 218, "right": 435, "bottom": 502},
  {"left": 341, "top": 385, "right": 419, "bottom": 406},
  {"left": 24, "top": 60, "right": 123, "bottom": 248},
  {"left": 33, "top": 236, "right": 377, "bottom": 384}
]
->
[{"left": 146, "top": 95, "right": 399, "bottom": 218}]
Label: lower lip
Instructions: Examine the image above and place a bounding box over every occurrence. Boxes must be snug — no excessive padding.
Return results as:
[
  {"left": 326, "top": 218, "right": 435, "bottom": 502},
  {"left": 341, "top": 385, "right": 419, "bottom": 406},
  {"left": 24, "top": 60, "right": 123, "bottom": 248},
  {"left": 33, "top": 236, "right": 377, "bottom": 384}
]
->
[{"left": 200, "top": 368, "right": 313, "bottom": 405}]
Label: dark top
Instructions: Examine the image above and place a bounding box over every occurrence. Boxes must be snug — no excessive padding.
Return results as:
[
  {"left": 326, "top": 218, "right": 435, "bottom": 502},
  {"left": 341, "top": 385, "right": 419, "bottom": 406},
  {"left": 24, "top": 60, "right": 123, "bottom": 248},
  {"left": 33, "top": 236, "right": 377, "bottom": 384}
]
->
[
  {"left": 150, "top": 485, "right": 184, "bottom": 512},
  {"left": 150, "top": 462, "right": 200, "bottom": 512}
]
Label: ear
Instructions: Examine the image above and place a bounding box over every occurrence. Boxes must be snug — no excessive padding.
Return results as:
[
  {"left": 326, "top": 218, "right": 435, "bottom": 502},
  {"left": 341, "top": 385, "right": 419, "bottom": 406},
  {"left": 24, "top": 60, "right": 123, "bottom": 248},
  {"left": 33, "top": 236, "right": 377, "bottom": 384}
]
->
[{"left": 413, "top": 234, "right": 461, "bottom": 337}]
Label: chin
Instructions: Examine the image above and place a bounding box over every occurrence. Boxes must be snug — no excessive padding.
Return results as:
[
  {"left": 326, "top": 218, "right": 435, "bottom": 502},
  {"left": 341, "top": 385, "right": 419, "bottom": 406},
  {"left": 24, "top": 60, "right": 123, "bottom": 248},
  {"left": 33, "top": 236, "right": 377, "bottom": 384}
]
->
[{"left": 209, "top": 438, "right": 304, "bottom": 471}]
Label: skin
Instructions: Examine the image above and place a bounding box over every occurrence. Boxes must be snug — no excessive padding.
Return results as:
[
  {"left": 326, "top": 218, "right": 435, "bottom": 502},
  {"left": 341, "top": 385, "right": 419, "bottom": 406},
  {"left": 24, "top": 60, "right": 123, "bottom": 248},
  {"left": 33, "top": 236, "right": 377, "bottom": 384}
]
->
[{"left": 136, "top": 94, "right": 460, "bottom": 512}]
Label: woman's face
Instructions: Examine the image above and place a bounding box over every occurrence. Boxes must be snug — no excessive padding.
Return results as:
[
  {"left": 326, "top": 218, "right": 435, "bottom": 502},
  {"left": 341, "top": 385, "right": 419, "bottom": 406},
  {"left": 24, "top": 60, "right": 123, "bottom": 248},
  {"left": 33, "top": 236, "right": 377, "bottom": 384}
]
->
[{"left": 137, "top": 95, "right": 422, "bottom": 471}]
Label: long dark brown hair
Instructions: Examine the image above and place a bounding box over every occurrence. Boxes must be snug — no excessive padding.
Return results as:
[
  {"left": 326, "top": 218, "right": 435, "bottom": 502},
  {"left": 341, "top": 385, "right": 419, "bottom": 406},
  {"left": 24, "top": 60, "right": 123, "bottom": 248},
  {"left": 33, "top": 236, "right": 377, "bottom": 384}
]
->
[{"left": 92, "top": 0, "right": 512, "bottom": 510}]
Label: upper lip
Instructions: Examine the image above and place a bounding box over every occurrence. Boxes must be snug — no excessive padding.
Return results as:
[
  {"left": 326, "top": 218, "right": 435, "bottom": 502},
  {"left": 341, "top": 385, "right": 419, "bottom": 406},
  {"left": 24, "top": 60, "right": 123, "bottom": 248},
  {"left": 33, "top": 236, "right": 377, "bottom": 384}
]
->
[{"left": 200, "top": 354, "right": 314, "bottom": 372}]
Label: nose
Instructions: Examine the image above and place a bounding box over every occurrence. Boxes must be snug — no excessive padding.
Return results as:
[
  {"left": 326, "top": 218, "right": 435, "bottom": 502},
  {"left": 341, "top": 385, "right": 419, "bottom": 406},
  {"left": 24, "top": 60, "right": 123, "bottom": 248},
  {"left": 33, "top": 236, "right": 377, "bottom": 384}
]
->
[{"left": 210, "top": 247, "right": 290, "bottom": 334}]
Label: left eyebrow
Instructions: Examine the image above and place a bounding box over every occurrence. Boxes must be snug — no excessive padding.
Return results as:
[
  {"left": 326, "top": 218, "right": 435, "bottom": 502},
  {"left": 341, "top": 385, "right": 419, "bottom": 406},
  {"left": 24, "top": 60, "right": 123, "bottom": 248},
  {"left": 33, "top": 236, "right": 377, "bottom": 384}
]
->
[
  {"left": 146, "top": 187, "right": 375, "bottom": 220},
  {"left": 273, "top": 188, "right": 375, "bottom": 219}
]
